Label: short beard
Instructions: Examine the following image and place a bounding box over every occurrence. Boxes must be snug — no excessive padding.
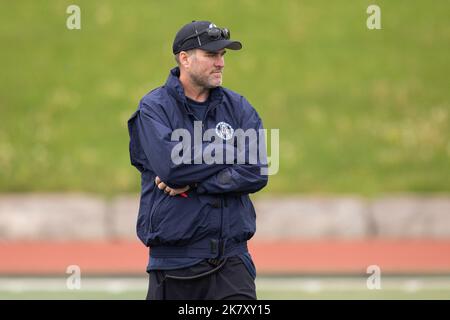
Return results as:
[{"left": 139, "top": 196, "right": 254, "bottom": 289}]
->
[{"left": 188, "top": 70, "right": 218, "bottom": 89}]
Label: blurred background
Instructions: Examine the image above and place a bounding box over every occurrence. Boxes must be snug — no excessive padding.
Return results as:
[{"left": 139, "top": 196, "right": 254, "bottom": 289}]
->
[{"left": 0, "top": 0, "right": 449, "bottom": 299}]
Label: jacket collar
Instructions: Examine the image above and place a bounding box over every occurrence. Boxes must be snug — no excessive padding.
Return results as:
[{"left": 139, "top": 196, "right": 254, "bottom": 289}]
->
[{"left": 165, "top": 67, "right": 224, "bottom": 112}]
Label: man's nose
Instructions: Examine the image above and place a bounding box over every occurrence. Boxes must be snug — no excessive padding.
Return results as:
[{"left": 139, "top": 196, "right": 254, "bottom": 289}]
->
[{"left": 215, "top": 55, "right": 225, "bottom": 68}]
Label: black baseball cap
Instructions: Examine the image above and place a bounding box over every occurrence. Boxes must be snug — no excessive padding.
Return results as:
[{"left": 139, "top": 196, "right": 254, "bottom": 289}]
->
[{"left": 172, "top": 20, "right": 242, "bottom": 55}]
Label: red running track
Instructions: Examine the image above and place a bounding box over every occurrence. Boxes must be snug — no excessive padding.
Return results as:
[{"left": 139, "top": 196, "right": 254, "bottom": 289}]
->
[{"left": 1, "top": 239, "right": 450, "bottom": 275}]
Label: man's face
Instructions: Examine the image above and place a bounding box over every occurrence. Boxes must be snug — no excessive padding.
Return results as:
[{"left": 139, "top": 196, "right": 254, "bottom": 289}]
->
[{"left": 186, "top": 49, "right": 226, "bottom": 89}]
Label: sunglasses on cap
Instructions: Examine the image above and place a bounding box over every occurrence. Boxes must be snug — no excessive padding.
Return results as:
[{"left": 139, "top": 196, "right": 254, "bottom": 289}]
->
[{"left": 178, "top": 26, "right": 231, "bottom": 50}]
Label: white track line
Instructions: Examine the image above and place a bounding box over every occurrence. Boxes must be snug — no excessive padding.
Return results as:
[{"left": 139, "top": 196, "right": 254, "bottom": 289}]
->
[{"left": 0, "top": 277, "right": 450, "bottom": 293}]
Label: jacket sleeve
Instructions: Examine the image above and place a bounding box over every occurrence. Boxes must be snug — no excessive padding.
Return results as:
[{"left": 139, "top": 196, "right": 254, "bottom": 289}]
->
[
  {"left": 196, "top": 97, "right": 269, "bottom": 195},
  {"left": 134, "top": 101, "right": 233, "bottom": 187}
]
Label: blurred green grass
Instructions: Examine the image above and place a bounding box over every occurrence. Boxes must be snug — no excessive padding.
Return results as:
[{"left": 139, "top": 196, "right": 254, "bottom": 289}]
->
[{"left": 0, "top": 0, "right": 449, "bottom": 195}]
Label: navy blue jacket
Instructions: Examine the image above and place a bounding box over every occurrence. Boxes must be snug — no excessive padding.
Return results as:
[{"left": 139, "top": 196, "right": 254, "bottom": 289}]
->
[{"left": 128, "top": 67, "right": 268, "bottom": 259}]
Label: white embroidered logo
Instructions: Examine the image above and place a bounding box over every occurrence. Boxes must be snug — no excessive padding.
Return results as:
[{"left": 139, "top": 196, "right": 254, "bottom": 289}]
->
[{"left": 215, "top": 122, "right": 234, "bottom": 140}]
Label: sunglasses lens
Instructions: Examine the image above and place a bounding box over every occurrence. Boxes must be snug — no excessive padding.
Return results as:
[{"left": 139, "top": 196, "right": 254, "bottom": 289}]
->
[
  {"left": 222, "top": 28, "right": 230, "bottom": 39},
  {"left": 208, "top": 28, "right": 221, "bottom": 39}
]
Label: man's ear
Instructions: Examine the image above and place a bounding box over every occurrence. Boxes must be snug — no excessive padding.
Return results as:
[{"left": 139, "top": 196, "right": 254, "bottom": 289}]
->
[
  {"left": 179, "top": 51, "right": 189, "bottom": 68},
  {"left": 179, "top": 50, "right": 195, "bottom": 68}
]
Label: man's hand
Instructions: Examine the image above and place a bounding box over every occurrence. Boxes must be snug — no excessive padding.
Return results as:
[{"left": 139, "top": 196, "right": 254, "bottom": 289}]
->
[{"left": 155, "top": 176, "right": 190, "bottom": 196}]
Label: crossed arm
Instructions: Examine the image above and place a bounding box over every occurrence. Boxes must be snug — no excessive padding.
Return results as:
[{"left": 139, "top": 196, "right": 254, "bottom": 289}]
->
[{"left": 137, "top": 98, "right": 268, "bottom": 196}]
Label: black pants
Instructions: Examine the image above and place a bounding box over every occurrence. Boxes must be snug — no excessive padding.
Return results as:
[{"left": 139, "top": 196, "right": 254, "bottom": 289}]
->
[{"left": 146, "top": 256, "right": 257, "bottom": 300}]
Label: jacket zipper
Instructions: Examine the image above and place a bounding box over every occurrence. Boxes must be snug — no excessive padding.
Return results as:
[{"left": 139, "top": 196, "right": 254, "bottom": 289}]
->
[
  {"left": 201, "top": 102, "right": 225, "bottom": 257},
  {"left": 187, "top": 100, "right": 225, "bottom": 256}
]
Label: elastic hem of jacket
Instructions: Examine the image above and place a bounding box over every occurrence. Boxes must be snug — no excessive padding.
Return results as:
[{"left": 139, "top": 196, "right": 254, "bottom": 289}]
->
[{"left": 149, "top": 240, "right": 248, "bottom": 258}]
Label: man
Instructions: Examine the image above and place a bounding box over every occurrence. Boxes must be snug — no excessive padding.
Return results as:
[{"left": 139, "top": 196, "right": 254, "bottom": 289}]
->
[{"left": 128, "top": 20, "right": 268, "bottom": 300}]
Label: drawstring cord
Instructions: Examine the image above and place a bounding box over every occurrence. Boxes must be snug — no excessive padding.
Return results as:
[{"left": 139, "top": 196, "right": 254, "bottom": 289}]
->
[
  {"left": 164, "top": 258, "right": 227, "bottom": 280},
  {"left": 160, "top": 258, "right": 228, "bottom": 299}
]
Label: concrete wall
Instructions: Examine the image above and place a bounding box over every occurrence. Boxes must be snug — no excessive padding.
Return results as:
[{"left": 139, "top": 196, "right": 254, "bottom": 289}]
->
[{"left": 0, "top": 194, "right": 449, "bottom": 241}]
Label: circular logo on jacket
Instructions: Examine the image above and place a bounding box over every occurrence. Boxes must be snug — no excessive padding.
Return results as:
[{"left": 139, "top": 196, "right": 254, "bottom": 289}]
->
[{"left": 215, "top": 122, "right": 234, "bottom": 140}]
